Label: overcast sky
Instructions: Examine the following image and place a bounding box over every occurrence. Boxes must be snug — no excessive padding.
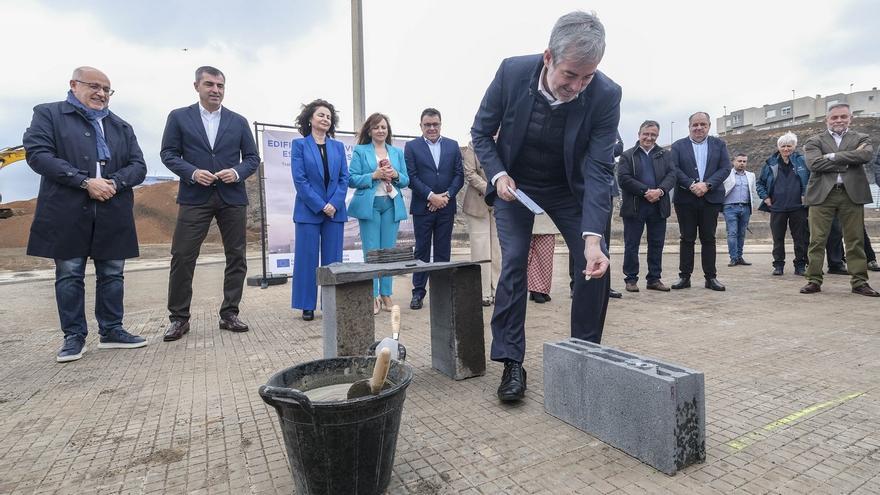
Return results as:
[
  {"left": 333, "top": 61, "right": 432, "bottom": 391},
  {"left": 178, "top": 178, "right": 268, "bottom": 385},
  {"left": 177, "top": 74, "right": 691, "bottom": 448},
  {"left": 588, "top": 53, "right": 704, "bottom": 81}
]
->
[{"left": 2, "top": 0, "right": 878, "bottom": 202}]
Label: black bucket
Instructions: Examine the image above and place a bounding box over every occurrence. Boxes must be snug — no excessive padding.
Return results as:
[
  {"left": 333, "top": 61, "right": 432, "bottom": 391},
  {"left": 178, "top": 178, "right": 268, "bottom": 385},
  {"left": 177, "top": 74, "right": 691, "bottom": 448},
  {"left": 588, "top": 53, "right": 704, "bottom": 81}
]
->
[{"left": 259, "top": 356, "right": 413, "bottom": 495}]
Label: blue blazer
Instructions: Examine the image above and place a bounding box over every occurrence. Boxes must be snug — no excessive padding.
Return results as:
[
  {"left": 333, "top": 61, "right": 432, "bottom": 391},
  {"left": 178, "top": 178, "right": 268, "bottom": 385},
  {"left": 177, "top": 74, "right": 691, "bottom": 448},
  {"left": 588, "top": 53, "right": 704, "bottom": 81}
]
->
[
  {"left": 291, "top": 135, "right": 349, "bottom": 224},
  {"left": 160, "top": 104, "right": 260, "bottom": 206},
  {"left": 23, "top": 101, "right": 147, "bottom": 260},
  {"left": 470, "top": 54, "right": 621, "bottom": 234},
  {"left": 671, "top": 136, "right": 732, "bottom": 205},
  {"left": 347, "top": 143, "right": 410, "bottom": 222},
  {"left": 404, "top": 137, "right": 463, "bottom": 215}
]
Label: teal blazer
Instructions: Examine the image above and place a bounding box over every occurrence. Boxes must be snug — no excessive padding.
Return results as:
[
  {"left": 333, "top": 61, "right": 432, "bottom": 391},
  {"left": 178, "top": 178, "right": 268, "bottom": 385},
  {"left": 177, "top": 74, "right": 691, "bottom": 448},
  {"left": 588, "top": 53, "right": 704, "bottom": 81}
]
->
[{"left": 348, "top": 143, "right": 410, "bottom": 222}]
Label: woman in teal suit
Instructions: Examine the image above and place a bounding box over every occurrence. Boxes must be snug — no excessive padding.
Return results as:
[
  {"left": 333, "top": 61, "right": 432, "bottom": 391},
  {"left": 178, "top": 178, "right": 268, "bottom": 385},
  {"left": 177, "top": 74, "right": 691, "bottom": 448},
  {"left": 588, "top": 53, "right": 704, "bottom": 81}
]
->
[
  {"left": 348, "top": 112, "right": 409, "bottom": 314},
  {"left": 291, "top": 99, "right": 349, "bottom": 321}
]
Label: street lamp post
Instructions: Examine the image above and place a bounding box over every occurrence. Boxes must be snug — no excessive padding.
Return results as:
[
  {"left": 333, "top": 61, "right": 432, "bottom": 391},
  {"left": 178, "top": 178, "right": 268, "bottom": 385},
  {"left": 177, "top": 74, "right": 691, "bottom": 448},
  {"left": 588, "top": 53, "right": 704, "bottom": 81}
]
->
[
  {"left": 791, "top": 89, "right": 795, "bottom": 124},
  {"left": 670, "top": 121, "right": 675, "bottom": 146}
]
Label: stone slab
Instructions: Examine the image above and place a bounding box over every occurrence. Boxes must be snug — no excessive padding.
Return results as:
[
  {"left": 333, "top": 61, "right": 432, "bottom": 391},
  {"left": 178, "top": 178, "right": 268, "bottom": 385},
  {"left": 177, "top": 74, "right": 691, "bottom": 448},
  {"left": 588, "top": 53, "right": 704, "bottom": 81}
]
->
[
  {"left": 428, "top": 264, "right": 486, "bottom": 380},
  {"left": 316, "top": 260, "right": 480, "bottom": 285},
  {"left": 321, "top": 280, "right": 374, "bottom": 357}
]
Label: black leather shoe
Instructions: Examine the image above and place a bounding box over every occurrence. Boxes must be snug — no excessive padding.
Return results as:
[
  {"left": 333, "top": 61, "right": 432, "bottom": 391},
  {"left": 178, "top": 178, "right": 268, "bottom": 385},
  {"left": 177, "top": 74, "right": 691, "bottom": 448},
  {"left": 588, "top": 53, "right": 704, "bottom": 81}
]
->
[
  {"left": 497, "top": 361, "right": 526, "bottom": 402},
  {"left": 852, "top": 284, "right": 880, "bottom": 297},
  {"left": 868, "top": 261, "right": 880, "bottom": 272},
  {"left": 410, "top": 295, "right": 423, "bottom": 310},
  {"left": 530, "top": 291, "right": 549, "bottom": 303},
  {"left": 705, "top": 278, "right": 726, "bottom": 291},
  {"left": 800, "top": 282, "right": 821, "bottom": 294},
  {"left": 827, "top": 266, "right": 848, "bottom": 275},
  {"left": 302, "top": 310, "right": 314, "bottom": 321},
  {"left": 671, "top": 278, "right": 691, "bottom": 290},
  {"left": 608, "top": 288, "right": 622, "bottom": 299},
  {"left": 772, "top": 267, "right": 783, "bottom": 276},
  {"left": 727, "top": 260, "right": 738, "bottom": 267},
  {"left": 219, "top": 314, "right": 249, "bottom": 332},
  {"left": 794, "top": 266, "right": 806, "bottom": 276},
  {"left": 737, "top": 258, "right": 752, "bottom": 266},
  {"left": 163, "top": 320, "right": 190, "bottom": 342}
]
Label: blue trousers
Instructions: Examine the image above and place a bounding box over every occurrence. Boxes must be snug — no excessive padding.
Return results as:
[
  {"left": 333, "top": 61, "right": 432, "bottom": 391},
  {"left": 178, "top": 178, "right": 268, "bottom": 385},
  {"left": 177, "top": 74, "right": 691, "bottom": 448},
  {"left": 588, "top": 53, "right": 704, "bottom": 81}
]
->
[
  {"left": 723, "top": 204, "right": 751, "bottom": 262},
  {"left": 55, "top": 258, "right": 125, "bottom": 340},
  {"left": 292, "top": 220, "right": 343, "bottom": 311},
  {"left": 358, "top": 197, "right": 401, "bottom": 297},
  {"left": 622, "top": 204, "right": 667, "bottom": 284},
  {"left": 411, "top": 208, "right": 454, "bottom": 299}
]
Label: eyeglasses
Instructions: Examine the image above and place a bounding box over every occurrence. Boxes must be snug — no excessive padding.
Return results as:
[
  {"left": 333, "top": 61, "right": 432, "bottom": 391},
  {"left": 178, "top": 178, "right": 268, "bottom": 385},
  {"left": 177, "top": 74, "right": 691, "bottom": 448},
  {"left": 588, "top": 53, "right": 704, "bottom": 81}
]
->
[
  {"left": 421, "top": 122, "right": 441, "bottom": 128},
  {"left": 74, "top": 80, "right": 115, "bottom": 96}
]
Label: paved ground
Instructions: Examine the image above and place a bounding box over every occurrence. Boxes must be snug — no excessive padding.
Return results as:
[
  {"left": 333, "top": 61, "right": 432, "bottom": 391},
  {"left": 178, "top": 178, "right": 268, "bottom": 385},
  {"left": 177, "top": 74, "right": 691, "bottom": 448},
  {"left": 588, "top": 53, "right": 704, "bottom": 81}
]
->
[{"left": 0, "top": 245, "right": 879, "bottom": 494}]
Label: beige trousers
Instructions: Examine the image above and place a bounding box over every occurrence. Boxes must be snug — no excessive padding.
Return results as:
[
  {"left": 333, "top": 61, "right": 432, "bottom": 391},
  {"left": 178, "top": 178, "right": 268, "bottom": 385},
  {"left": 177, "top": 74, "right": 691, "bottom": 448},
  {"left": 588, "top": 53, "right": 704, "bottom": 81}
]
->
[{"left": 465, "top": 211, "right": 502, "bottom": 299}]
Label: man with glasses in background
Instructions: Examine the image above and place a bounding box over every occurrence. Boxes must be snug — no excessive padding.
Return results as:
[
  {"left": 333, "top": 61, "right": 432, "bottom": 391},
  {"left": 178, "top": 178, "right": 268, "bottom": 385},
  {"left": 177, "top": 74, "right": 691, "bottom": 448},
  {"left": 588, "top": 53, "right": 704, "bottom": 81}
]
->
[
  {"left": 23, "top": 66, "right": 148, "bottom": 362},
  {"left": 404, "top": 108, "right": 464, "bottom": 310}
]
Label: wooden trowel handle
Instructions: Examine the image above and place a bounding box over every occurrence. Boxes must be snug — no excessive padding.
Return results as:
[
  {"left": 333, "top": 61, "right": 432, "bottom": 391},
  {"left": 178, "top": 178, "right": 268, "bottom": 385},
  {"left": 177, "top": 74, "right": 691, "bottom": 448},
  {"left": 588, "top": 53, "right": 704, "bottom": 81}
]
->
[
  {"left": 370, "top": 347, "right": 391, "bottom": 394},
  {"left": 391, "top": 305, "right": 401, "bottom": 338}
]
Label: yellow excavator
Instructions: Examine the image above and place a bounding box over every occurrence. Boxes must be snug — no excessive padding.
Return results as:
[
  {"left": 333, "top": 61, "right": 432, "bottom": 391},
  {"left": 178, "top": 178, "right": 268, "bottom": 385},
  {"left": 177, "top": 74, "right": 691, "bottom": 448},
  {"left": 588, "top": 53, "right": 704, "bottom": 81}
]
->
[{"left": 0, "top": 145, "right": 26, "bottom": 218}]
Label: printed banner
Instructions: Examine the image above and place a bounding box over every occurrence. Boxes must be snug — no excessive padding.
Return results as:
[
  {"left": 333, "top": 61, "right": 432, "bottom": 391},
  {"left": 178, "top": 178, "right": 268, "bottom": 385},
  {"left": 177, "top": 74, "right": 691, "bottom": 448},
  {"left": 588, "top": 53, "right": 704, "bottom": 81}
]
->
[{"left": 261, "top": 129, "right": 414, "bottom": 275}]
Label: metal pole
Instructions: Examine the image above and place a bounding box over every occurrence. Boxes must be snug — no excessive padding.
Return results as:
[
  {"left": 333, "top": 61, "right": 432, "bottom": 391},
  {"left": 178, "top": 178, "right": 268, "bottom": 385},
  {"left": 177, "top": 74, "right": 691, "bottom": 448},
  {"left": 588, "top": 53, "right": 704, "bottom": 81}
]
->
[
  {"left": 791, "top": 89, "right": 795, "bottom": 124},
  {"left": 351, "top": 0, "right": 366, "bottom": 131},
  {"left": 670, "top": 121, "right": 674, "bottom": 146},
  {"left": 255, "top": 122, "right": 269, "bottom": 289}
]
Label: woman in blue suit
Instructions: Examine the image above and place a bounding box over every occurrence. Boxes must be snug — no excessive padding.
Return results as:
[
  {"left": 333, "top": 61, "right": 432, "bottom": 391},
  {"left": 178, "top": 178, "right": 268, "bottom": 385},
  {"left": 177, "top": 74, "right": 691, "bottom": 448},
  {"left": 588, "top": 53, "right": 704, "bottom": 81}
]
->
[
  {"left": 291, "top": 99, "right": 349, "bottom": 321},
  {"left": 348, "top": 112, "right": 409, "bottom": 314}
]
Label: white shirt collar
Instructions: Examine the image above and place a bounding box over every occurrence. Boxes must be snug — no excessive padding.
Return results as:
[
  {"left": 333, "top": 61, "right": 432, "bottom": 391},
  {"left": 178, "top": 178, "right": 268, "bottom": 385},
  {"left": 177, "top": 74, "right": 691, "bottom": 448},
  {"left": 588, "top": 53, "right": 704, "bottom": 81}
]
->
[
  {"left": 639, "top": 145, "right": 655, "bottom": 155},
  {"left": 537, "top": 65, "right": 565, "bottom": 107},
  {"left": 199, "top": 103, "right": 222, "bottom": 117}
]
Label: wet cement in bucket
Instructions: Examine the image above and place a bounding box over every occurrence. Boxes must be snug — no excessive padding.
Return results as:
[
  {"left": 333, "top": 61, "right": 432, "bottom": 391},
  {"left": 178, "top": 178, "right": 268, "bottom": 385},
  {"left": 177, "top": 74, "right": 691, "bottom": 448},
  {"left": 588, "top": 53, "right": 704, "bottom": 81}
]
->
[{"left": 303, "top": 383, "right": 353, "bottom": 402}]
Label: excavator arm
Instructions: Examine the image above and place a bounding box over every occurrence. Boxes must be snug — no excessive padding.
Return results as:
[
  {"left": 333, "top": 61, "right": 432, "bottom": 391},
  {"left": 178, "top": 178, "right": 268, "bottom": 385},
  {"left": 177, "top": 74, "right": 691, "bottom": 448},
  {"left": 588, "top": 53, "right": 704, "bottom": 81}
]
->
[{"left": 0, "top": 146, "right": 25, "bottom": 171}]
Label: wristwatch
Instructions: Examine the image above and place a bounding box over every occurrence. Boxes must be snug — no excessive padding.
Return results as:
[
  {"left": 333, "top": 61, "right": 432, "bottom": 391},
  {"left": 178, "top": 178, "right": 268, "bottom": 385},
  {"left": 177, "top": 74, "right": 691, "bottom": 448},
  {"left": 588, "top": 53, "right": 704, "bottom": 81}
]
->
[{"left": 80, "top": 179, "right": 90, "bottom": 189}]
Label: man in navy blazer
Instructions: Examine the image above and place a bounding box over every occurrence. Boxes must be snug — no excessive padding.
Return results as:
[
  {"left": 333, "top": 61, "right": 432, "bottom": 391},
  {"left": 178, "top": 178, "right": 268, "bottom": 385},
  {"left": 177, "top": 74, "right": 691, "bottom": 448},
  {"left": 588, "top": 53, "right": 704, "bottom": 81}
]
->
[
  {"left": 23, "top": 66, "right": 148, "bottom": 362},
  {"left": 160, "top": 66, "right": 260, "bottom": 341},
  {"left": 405, "top": 108, "right": 464, "bottom": 309},
  {"left": 471, "top": 12, "right": 620, "bottom": 402},
  {"left": 670, "top": 112, "right": 731, "bottom": 291}
]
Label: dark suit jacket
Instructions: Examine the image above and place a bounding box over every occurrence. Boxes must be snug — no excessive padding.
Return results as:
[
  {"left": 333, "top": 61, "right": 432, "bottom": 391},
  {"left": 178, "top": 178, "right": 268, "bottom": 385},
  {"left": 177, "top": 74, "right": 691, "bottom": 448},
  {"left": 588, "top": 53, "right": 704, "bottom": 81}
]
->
[
  {"left": 23, "top": 101, "right": 146, "bottom": 259},
  {"left": 618, "top": 145, "right": 676, "bottom": 219},
  {"left": 671, "top": 136, "right": 732, "bottom": 205},
  {"left": 803, "top": 130, "right": 873, "bottom": 205},
  {"left": 160, "top": 104, "right": 260, "bottom": 206},
  {"left": 470, "top": 54, "right": 621, "bottom": 234},
  {"left": 404, "top": 137, "right": 463, "bottom": 215},
  {"left": 291, "top": 135, "right": 349, "bottom": 224}
]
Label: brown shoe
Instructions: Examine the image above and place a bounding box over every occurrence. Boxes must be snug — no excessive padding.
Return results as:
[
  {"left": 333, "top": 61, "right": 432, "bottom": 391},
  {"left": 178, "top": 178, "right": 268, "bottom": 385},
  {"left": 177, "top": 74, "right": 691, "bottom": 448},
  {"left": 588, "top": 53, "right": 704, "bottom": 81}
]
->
[
  {"left": 799, "top": 282, "right": 821, "bottom": 294},
  {"left": 646, "top": 281, "right": 671, "bottom": 292},
  {"left": 852, "top": 284, "right": 880, "bottom": 297},
  {"left": 219, "top": 314, "right": 249, "bottom": 332},
  {"left": 163, "top": 320, "right": 190, "bottom": 341},
  {"left": 624, "top": 282, "right": 639, "bottom": 292}
]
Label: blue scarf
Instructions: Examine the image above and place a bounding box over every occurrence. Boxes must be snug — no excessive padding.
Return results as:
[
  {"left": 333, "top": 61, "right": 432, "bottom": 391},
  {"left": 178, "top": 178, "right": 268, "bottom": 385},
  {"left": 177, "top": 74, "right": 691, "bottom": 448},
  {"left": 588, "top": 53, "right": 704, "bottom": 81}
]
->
[{"left": 66, "top": 90, "right": 111, "bottom": 162}]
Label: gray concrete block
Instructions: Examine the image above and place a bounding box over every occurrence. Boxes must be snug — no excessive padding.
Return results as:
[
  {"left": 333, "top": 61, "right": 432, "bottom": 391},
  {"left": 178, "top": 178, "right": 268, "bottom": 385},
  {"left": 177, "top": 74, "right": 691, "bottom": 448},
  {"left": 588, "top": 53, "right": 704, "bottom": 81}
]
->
[
  {"left": 428, "top": 264, "right": 486, "bottom": 380},
  {"left": 321, "top": 280, "right": 374, "bottom": 357},
  {"left": 543, "top": 338, "right": 705, "bottom": 475}
]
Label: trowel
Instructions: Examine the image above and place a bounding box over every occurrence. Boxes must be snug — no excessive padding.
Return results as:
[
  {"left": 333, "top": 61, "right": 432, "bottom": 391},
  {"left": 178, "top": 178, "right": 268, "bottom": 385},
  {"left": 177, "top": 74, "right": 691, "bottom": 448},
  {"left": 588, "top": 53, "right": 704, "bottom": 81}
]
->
[{"left": 347, "top": 347, "right": 391, "bottom": 399}]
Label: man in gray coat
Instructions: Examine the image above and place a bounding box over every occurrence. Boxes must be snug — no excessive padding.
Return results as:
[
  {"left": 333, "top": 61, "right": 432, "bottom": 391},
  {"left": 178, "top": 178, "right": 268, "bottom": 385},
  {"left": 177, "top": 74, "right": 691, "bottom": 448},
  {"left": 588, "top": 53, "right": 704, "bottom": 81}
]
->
[{"left": 23, "top": 66, "right": 148, "bottom": 362}]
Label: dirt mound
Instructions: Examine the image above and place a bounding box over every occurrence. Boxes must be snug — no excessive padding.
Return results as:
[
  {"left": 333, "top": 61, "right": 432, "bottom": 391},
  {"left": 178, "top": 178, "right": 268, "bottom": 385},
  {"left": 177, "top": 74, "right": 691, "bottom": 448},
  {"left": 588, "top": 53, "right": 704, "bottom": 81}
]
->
[{"left": 0, "top": 178, "right": 262, "bottom": 249}]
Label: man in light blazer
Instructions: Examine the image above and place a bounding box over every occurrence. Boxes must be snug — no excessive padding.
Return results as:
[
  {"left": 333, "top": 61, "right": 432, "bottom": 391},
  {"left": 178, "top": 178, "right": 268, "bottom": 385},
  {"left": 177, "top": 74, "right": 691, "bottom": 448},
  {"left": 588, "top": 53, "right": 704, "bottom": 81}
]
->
[
  {"left": 722, "top": 153, "right": 760, "bottom": 267},
  {"left": 800, "top": 103, "right": 878, "bottom": 297},
  {"left": 471, "top": 11, "right": 620, "bottom": 402},
  {"left": 462, "top": 141, "right": 501, "bottom": 306},
  {"left": 160, "top": 66, "right": 261, "bottom": 341},
  {"left": 404, "top": 108, "right": 464, "bottom": 310},
  {"left": 670, "top": 112, "right": 732, "bottom": 291}
]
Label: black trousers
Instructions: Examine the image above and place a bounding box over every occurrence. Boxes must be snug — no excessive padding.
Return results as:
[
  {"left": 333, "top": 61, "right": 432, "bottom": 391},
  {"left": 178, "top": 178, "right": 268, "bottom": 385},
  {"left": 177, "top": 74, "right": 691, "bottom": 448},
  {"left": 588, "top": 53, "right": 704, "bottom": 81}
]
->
[
  {"left": 824, "top": 216, "right": 845, "bottom": 269},
  {"left": 168, "top": 191, "right": 247, "bottom": 321},
  {"left": 411, "top": 208, "right": 454, "bottom": 299},
  {"left": 769, "top": 208, "right": 808, "bottom": 269},
  {"left": 674, "top": 200, "right": 722, "bottom": 280}
]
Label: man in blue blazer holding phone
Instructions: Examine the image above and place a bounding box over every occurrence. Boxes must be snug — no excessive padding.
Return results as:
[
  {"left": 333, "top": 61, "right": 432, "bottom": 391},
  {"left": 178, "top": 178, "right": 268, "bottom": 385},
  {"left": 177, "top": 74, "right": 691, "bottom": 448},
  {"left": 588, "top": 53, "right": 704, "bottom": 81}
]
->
[
  {"left": 160, "top": 66, "right": 260, "bottom": 341},
  {"left": 405, "top": 108, "right": 464, "bottom": 310},
  {"left": 669, "top": 112, "right": 731, "bottom": 292},
  {"left": 471, "top": 11, "right": 620, "bottom": 402}
]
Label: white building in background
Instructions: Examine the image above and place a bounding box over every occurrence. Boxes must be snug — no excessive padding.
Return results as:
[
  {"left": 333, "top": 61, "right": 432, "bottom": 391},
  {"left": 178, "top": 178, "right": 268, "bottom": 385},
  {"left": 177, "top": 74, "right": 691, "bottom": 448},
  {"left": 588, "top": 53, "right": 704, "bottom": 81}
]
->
[{"left": 718, "top": 87, "right": 880, "bottom": 135}]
